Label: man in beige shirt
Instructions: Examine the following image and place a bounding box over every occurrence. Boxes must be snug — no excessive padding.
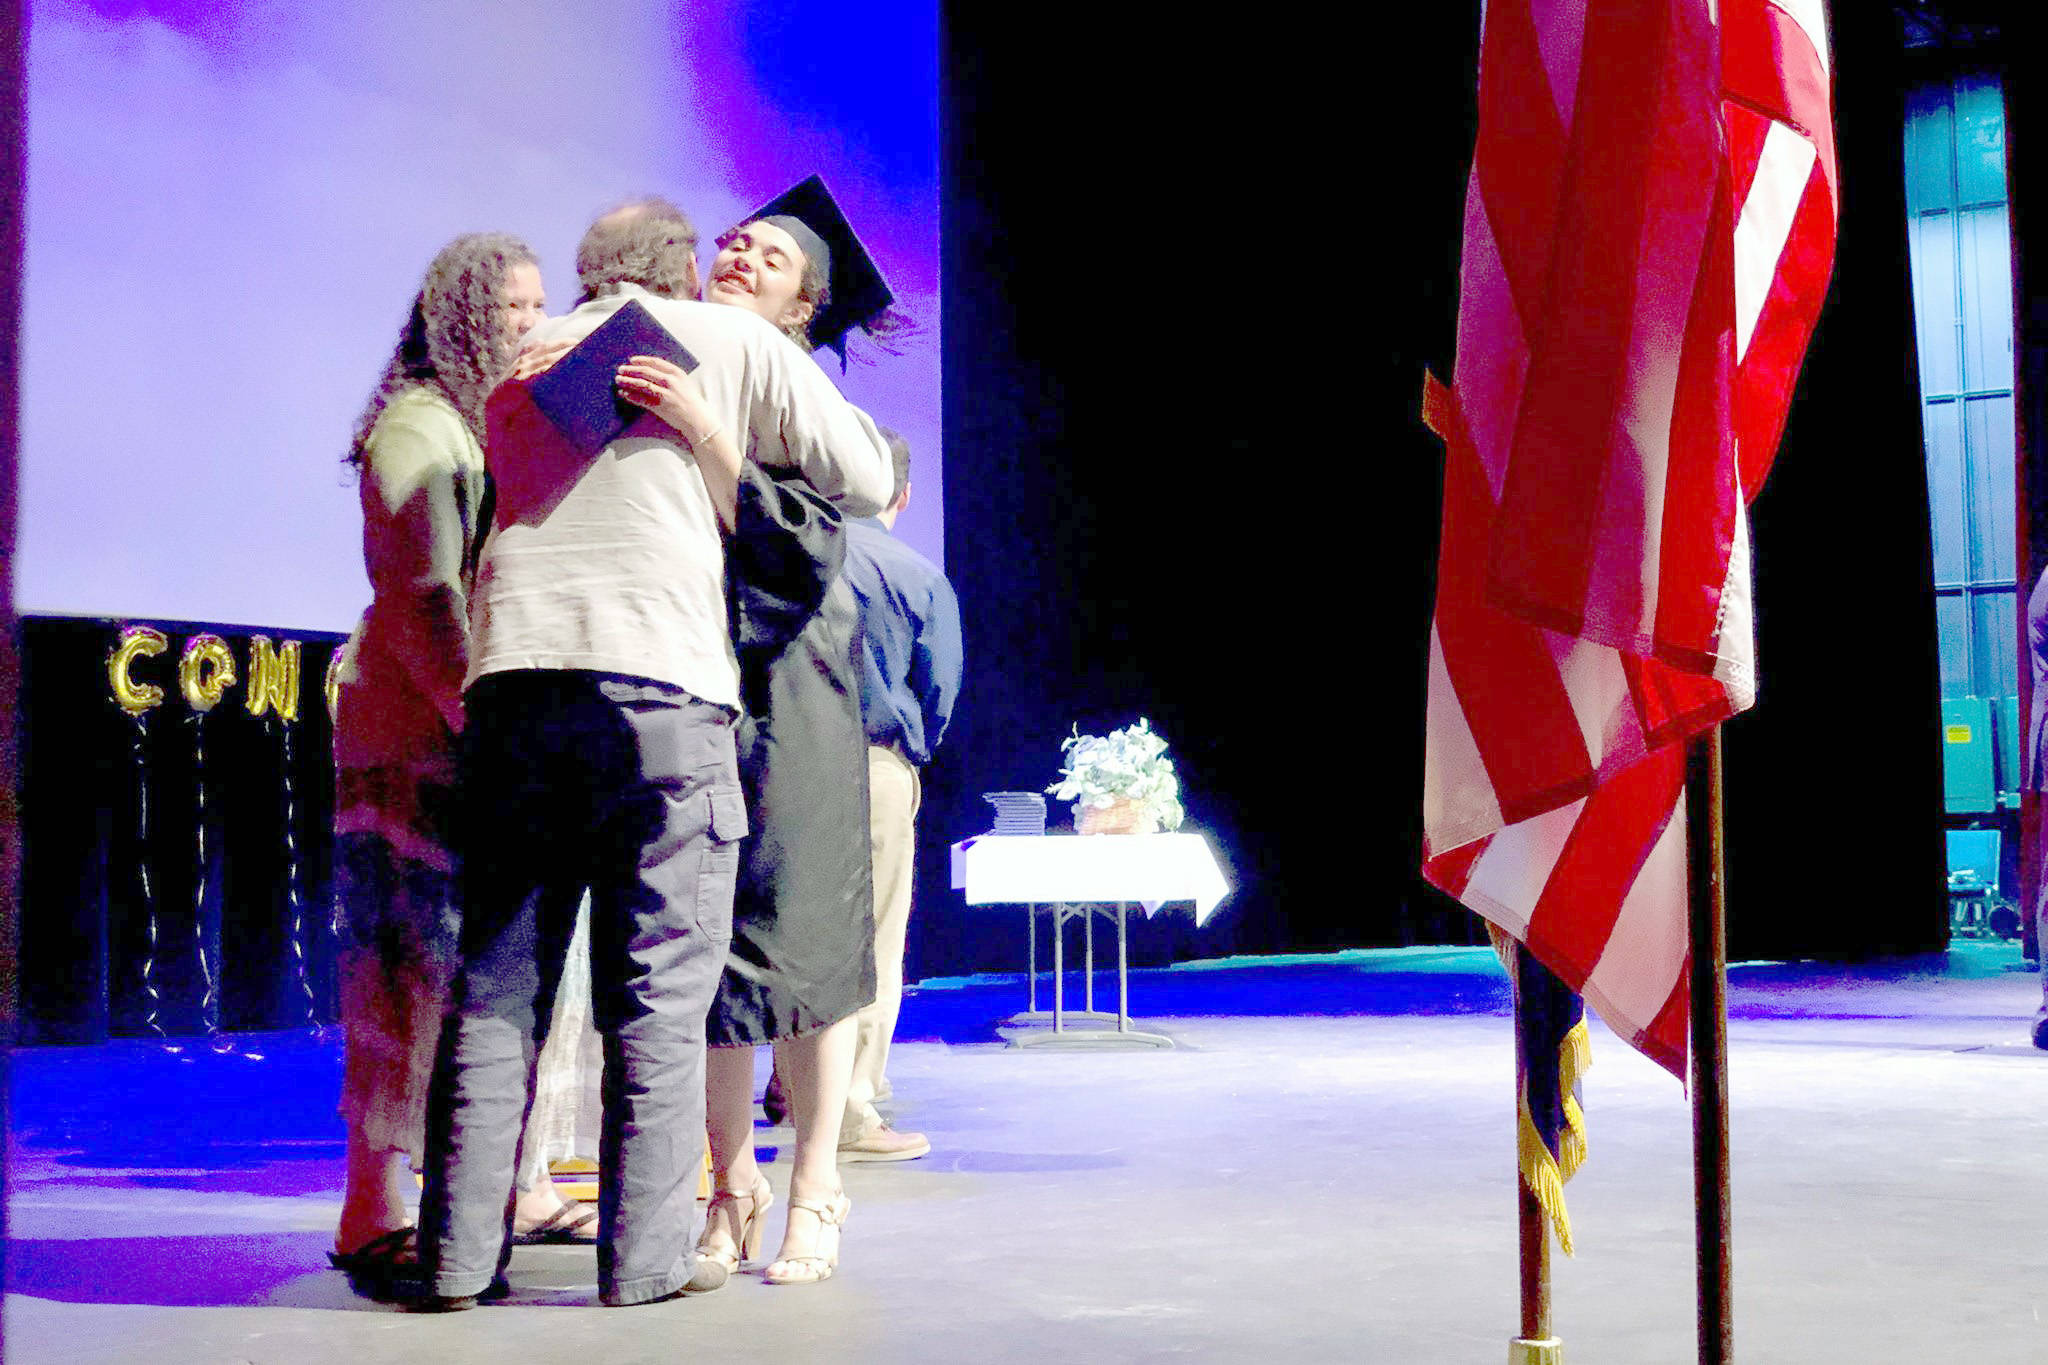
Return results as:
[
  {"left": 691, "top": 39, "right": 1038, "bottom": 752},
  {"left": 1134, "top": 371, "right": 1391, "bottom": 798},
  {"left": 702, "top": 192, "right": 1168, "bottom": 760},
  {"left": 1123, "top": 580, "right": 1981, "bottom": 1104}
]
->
[{"left": 417, "top": 201, "right": 890, "bottom": 1309}]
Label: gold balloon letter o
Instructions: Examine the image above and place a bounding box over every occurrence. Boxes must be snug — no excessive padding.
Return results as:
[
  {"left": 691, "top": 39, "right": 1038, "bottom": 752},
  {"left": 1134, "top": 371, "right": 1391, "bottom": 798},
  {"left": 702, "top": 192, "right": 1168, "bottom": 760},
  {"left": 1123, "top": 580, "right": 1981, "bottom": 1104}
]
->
[{"left": 179, "top": 634, "right": 237, "bottom": 712}]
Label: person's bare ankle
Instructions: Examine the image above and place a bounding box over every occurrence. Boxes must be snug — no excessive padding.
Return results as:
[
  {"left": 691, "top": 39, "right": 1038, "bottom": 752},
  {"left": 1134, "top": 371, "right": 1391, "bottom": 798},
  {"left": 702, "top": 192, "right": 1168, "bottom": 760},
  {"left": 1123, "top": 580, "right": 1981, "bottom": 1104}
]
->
[
  {"left": 513, "top": 1183, "right": 567, "bottom": 1227},
  {"left": 785, "top": 1171, "right": 840, "bottom": 1207},
  {"left": 335, "top": 1211, "right": 408, "bottom": 1255}
]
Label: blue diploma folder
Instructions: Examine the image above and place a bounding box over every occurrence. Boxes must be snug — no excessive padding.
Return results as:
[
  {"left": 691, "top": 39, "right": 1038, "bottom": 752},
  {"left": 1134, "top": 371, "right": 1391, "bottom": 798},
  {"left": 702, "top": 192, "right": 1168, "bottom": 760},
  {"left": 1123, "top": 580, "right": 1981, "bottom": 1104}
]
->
[{"left": 527, "top": 298, "right": 700, "bottom": 456}]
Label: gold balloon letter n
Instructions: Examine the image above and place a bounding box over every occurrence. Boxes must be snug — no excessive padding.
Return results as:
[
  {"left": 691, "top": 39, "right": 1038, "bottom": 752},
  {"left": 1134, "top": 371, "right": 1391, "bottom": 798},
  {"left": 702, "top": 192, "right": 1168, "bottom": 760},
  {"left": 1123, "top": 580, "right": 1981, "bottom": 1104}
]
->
[{"left": 245, "top": 636, "right": 303, "bottom": 723}]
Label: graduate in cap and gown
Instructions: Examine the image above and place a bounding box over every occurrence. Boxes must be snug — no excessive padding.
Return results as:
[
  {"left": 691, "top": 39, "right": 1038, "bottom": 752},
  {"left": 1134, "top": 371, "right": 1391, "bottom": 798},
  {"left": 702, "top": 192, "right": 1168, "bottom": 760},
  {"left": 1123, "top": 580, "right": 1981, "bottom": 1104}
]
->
[{"left": 612, "top": 176, "right": 903, "bottom": 1285}]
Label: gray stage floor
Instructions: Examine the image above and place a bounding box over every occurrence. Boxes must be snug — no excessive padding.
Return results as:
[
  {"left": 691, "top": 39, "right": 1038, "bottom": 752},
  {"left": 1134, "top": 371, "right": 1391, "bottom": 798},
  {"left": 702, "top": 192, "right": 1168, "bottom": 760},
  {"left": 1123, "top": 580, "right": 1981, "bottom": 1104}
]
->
[{"left": 7, "top": 945, "right": 2047, "bottom": 1363}]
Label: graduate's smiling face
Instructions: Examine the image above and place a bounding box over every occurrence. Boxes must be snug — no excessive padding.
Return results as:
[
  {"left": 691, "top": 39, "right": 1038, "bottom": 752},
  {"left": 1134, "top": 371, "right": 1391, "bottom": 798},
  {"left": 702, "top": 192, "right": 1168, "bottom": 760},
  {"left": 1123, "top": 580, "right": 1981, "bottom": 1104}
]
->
[
  {"left": 706, "top": 221, "right": 814, "bottom": 334},
  {"left": 501, "top": 262, "right": 547, "bottom": 342}
]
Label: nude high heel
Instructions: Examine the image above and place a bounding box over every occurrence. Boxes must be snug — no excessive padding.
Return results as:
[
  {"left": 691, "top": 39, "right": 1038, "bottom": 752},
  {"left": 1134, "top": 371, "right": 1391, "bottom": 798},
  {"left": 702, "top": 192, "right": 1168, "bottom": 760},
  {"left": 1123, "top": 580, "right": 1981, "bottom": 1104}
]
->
[
  {"left": 695, "top": 1176, "right": 774, "bottom": 1283},
  {"left": 763, "top": 1191, "right": 852, "bottom": 1286}
]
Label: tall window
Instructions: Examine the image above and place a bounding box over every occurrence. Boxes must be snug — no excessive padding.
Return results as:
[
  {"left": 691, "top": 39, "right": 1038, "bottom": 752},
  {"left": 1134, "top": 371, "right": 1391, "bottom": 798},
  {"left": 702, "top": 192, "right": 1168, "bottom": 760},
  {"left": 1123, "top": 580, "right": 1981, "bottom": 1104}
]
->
[{"left": 1906, "top": 73, "right": 2017, "bottom": 813}]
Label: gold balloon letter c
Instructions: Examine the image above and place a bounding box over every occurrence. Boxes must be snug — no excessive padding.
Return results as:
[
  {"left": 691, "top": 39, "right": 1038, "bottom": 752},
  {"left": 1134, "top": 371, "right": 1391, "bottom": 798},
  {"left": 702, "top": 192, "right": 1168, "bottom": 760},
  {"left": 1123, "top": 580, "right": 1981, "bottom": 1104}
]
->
[{"left": 108, "top": 625, "right": 169, "bottom": 716}]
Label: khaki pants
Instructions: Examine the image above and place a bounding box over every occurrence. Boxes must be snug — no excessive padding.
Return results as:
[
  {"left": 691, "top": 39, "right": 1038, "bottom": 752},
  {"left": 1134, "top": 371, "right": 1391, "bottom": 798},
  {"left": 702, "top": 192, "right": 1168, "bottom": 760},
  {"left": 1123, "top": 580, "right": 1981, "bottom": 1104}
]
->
[{"left": 844, "top": 745, "right": 920, "bottom": 1139}]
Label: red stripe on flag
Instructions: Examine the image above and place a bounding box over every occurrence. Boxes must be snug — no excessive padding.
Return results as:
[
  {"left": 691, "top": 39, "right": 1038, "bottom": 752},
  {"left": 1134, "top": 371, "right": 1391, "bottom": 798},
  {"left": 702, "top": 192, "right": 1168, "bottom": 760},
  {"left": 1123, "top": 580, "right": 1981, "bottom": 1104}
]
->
[
  {"left": 1725, "top": 103, "right": 1775, "bottom": 251},
  {"left": 1735, "top": 174, "right": 1837, "bottom": 492},
  {"left": 1472, "top": 0, "right": 1568, "bottom": 341},
  {"left": 1626, "top": 657, "right": 1737, "bottom": 752},
  {"left": 1524, "top": 744, "right": 1687, "bottom": 977},
  {"left": 1423, "top": 836, "right": 1492, "bottom": 898},
  {"left": 1653, "top": 158, "right": 1740, "bottom": 664},
  {"left": 1485, "top": 0, "right": 1718, "bottom": 638},
  {"left": 1723, "top": 0, "right": 1837, "bottom": 189},
  {"left": 1429, "top": 388, "right": 1598, "bottom": 820}
]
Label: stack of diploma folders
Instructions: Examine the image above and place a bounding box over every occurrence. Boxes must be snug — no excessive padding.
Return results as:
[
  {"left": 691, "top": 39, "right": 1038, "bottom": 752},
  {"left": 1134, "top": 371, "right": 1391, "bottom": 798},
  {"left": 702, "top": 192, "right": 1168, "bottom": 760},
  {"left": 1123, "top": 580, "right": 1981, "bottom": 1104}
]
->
[{"left": 982, "top": 792, "right": 1047, "bottom": 837}]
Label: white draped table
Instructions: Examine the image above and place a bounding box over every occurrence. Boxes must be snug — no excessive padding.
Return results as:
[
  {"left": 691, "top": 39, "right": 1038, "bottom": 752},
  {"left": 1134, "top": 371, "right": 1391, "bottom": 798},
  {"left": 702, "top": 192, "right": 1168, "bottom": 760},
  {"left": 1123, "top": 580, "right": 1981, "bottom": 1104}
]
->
[{"left": 949, "top": 833, "right": 1232, "bottom": 1048}]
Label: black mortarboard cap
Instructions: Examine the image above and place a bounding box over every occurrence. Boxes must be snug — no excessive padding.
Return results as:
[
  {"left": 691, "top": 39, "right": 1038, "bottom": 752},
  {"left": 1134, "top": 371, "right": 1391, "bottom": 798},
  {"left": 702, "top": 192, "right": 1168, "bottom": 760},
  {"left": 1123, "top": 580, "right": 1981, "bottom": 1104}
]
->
[
  {"left": 738, "top": 174, "right": 894, "bottom": 359},
  {"left": 528, "top": 298, "right": 700, "bottom": 456}
]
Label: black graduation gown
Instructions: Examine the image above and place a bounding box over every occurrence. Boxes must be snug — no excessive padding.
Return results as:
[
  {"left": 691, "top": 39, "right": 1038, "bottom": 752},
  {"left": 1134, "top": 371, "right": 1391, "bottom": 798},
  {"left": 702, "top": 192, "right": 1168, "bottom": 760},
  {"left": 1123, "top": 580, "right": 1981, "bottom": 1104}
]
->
[{"left": 706, "top": 465, "right": 877, "bottom": 1046}]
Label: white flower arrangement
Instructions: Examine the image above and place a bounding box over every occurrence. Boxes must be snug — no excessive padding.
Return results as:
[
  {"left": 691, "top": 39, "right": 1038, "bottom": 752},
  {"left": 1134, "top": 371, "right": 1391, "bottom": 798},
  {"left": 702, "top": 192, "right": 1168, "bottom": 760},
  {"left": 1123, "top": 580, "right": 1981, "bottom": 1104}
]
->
[{"left": 1046, "top": 717, "right": 1185, "bottom": 832}]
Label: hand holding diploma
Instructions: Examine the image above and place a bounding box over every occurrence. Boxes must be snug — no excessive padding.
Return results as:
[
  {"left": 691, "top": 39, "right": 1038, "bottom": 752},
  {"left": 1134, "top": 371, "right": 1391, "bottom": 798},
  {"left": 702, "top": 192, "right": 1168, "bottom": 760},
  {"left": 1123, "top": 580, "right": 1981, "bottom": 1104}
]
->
[
  {"left": 498, "top": 300, "right": 732, "bottom": 527},
  {"left": 617, "top": 354, "right": 741, "bottom": 529},
  {"left": 616, "top": 354, "right": 717, "bottom": 445}
]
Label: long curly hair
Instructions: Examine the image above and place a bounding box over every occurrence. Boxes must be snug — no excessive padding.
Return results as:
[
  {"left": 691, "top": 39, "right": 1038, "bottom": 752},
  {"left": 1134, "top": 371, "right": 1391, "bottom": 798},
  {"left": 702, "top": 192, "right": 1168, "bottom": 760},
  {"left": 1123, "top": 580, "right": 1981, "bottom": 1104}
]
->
[{"left": 345, "top": 232, "right": 539, "bottom": 471}]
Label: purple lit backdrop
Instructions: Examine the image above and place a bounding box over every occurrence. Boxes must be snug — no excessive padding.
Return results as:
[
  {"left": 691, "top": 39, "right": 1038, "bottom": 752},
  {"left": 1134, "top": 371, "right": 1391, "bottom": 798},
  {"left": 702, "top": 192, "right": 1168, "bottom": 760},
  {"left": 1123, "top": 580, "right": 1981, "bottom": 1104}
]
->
[{"left": 20, "top": 0, "right": 939, "bottom": 631}]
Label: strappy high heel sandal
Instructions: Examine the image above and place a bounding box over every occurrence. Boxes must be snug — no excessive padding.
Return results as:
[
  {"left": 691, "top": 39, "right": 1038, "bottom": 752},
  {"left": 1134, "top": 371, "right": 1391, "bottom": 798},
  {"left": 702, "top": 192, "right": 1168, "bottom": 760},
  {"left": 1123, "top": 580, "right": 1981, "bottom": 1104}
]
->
[
  {"left": 763, "top": 1191, "right": 852, "bottom": 1286},
  {"left": 694, "top": 1176, "right": 774, "bottom": 1288}
]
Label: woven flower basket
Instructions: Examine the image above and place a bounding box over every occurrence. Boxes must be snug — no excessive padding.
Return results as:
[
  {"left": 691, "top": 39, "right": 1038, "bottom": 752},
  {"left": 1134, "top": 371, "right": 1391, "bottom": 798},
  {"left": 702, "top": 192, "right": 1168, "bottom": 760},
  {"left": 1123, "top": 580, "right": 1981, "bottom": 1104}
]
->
[{"left": 1074, "top": 798, "right": 1158, "bottom": 836}]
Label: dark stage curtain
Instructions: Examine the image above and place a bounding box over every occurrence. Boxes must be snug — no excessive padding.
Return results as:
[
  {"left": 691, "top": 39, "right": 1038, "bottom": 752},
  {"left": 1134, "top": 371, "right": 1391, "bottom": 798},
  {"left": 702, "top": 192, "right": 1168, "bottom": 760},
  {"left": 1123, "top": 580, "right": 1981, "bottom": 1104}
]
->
[
  {"left": 2001, "top": 10, "right": 2046, "bottom": 962},
  {"left": 1720, "top": 16, "right": 1949, "bottom": 960},
  {"left": 927, "top": 4, "right": 1948, "bottom": 979},
  {"left": 18, "top": 617, "right": 343, "bottom": 1042}
]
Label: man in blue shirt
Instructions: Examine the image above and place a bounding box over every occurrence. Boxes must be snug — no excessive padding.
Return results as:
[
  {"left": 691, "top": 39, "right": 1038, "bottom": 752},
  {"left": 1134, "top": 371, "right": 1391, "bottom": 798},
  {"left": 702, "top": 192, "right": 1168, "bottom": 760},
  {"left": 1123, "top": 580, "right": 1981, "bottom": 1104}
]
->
[{"left": 837, "top": 427, "right": 963, "bottom": 1160}]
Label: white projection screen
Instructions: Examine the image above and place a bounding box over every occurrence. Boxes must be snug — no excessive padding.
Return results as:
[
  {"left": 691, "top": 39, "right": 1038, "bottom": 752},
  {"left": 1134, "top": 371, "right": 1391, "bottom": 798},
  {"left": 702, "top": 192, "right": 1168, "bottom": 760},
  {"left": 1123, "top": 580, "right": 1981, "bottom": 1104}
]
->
[{"left": 21, "top": 0, "right": 940, "bottom": 631}]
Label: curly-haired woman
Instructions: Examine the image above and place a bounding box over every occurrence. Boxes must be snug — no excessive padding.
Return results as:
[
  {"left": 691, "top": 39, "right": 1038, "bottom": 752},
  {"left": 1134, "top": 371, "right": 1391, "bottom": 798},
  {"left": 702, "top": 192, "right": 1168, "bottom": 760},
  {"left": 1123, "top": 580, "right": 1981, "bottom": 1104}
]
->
[{"left": 327, "top": 232, "right": 547, "bottom": 1292}]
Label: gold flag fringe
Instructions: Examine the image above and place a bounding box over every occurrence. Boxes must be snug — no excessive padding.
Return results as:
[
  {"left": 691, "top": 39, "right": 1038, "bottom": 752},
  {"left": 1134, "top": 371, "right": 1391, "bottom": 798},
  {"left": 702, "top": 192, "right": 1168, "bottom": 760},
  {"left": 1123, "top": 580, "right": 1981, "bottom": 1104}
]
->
[
  {"left": 1489, "top": 925, "right": 1593, "bottom": 1257},
  {"left": 1515, "top": 1017, "right": 1593, "bottom": 1257},
  {"left": 1555, "top": 1019, "right": 1592, "bottom": 1182}
]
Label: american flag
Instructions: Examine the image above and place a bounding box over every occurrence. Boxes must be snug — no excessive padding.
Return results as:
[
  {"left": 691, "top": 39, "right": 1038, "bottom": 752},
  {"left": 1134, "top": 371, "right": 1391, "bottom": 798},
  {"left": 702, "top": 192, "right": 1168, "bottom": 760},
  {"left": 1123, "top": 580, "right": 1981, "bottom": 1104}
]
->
[{"left": 1422, "top": 0, "right": 1837, "bottom": 1078}]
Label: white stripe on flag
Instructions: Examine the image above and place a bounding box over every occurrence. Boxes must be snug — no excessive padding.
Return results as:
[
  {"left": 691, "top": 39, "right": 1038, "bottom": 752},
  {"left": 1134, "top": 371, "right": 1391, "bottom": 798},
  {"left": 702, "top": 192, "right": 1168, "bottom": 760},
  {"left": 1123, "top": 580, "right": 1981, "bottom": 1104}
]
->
[
  {"left": 1734, "top": 122, "right": 1821, "bottom": 358},
  {"left": 1555, "top": 638, "right": 1637, "bottom": 770},
  {"left": 1464, "top": 796, "right": 1588, "bottom": 937},
  {"left": 1775, "top": 0, "right": 1832, "bottom": 74},
  {"left": 1583, "top": 794, "right": 1691, "bottom": 1028},
  {"left": 1710, "top": 498, "right": 1757, "bottom": 706},
  {"left": 1424, "top": 627, "right": 1506, "bottom": 846}
]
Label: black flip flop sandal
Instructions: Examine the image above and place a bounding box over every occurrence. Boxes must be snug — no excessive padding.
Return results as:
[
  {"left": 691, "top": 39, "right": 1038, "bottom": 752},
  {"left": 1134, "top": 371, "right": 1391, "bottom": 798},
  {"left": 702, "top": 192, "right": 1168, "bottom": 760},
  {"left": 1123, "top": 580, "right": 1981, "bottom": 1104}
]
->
[
  {"left": 329, "top": 1225, "right": 422, "bottom": 1299},
  {"left": 512, "top": 1200, "right": 600, "bottom": 1245}
]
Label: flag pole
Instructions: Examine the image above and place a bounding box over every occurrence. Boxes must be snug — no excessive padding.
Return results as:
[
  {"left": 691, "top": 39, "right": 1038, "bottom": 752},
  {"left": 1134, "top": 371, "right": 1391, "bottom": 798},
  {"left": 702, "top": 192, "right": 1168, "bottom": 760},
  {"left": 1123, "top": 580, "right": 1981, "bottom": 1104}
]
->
[
  {"left": 1687, "top": 726, "right": 1733, "bottom": 1364},
  {"left": 1511, "top": 1007, "right": 1562, "bottom": 1365}
]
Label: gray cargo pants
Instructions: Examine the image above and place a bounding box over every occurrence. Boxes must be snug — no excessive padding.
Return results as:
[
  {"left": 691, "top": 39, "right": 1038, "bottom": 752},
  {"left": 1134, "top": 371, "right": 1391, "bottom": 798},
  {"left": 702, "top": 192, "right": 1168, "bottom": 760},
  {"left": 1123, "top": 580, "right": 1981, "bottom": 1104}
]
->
[{"left": 420, "top": 671, "right": 745, "bottom": 1305}]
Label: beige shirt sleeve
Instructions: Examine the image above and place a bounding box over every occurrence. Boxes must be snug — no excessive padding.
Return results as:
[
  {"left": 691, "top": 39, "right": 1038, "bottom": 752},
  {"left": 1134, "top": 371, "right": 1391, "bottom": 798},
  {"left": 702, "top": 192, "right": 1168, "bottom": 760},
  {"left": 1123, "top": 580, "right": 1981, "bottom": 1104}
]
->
[{"left": 743, "top": 331, "right": 893, "bottom": 516}]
